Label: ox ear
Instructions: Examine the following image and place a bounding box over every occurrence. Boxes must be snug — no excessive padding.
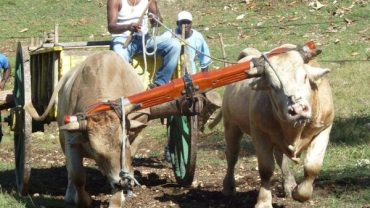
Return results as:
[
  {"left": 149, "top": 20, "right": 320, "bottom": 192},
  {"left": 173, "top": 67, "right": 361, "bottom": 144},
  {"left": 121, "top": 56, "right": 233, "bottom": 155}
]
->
[
  {"left": 304, "top": 64, "right": 331, "bottom": 81},
  {"left": 249, "top": 77, "right": 270, "bottom": 90},
  {"left": 304, "top": 48, "right": 322, "bottom": 63},
  {"left": 60, "top": 120, "right": 87, "bottom": 131},
  {"left": 238, "top": 48, "right": 261, "bottom": 61}
]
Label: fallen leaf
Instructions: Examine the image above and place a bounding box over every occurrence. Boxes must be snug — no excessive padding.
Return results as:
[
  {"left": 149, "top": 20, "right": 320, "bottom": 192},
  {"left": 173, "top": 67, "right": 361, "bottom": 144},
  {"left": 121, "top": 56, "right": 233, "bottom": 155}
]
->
[
  {"left": 351, "top": 52, "right": 359, "bottom": 56},
  {"left": 344, "top": 18, "right": 353, "bottom": 24},
  {"left": 289, "top": 17, "right": 300, "bottom": 21},
  {"left": 236, "top": 14, "right": 245, "bottom": 20},
  {"left": 19, "top": 28, "right": 28, "bottom": 33},
  {"left": 278, "top": 16, "right": 286, "bottom": 22},
  {"left": 288, "top": 1, "right": 297, "bottom": 6},
  {"left": 309, "top": 0, "right": 325, "bottom": 10}
]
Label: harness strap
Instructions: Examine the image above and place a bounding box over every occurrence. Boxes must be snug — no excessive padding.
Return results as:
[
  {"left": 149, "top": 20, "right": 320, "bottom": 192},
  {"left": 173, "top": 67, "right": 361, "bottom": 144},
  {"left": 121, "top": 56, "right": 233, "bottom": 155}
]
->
[{"left": 85, "top": 99, "right": 122, "bottom": 119}]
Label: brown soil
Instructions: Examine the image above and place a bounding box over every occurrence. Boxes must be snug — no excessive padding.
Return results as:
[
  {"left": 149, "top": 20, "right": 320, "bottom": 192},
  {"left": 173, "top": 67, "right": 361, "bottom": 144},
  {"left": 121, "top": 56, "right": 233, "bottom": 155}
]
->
[{"left": 0, "top": 122, "right": 329, "bottom": 208}]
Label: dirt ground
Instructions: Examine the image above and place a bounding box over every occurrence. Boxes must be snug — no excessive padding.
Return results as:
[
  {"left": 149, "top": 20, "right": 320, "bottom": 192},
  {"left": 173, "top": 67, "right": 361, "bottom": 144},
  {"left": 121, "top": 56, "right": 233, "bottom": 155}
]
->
[{"left": 0, "top": 122, "right": 333, "bottom": 208}]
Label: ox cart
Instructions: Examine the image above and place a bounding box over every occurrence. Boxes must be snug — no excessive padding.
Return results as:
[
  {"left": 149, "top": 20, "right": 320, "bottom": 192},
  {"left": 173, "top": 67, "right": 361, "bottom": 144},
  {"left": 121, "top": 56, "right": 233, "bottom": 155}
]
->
[
  {"left": 8, "top": 27, "right": 317, "bottom": 197},
  {"left": 10, "top": 33, "right": 203, "bottom": 195}
]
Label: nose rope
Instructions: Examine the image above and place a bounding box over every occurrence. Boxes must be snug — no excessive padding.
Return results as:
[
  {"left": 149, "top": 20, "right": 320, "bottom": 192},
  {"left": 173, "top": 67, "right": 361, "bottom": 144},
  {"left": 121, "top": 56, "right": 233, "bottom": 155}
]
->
[
  {"left": 119, "top": 98, "right": 140, "bottom": 195},
  {"left": 261, "top": 53, "right": 287, "bottom": 93}
]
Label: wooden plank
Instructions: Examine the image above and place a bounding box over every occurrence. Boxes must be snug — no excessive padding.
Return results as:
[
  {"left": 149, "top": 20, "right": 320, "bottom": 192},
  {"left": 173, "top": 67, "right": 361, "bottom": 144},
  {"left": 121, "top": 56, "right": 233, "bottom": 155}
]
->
[{"left": 42, "top": 40, "right": 111, "bottom": 48}]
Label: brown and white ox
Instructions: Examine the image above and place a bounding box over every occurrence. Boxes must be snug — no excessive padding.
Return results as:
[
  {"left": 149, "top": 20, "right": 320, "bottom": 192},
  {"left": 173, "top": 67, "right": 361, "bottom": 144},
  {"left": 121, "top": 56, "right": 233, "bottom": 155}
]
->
[
  {"left": 212, "top": 44, "right": 334, "bottom": 207},
  {"left": 24, "top": 51, "right": 149, "bottom": 207}
]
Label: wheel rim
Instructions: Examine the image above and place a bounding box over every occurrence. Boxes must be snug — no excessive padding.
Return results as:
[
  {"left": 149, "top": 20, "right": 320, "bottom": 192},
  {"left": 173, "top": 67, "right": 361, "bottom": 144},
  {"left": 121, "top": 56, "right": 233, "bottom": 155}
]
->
[
  {"left": 168, "top": 115, "right": 198, "bottom": 186},
  {"left": 13, "top": 42, "right": 32, "bottom": 195}
]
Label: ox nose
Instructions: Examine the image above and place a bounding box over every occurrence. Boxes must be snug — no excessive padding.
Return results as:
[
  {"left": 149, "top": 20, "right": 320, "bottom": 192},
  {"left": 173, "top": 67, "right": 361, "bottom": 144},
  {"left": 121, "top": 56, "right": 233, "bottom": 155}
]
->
[
  {"left": 112, "top": 180, "right": 134, "bottom": 197},
  {"left": 288, "top": 102, "right": 311, "bottom": 118},
  {"left": 112, "top": 179, "right": 127, "bottom": 189}
]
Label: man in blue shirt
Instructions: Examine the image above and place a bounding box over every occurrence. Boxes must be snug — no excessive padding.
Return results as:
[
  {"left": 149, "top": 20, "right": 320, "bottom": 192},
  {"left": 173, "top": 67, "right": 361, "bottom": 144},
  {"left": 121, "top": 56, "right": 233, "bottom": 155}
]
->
[
  {"left": 0, "top": 53, "right": 11, "bottom": 143},
  {"left": 0, "top": 53, "right": 11, "bottom": 91},
  {"left": 162, "top": 11, "right": 212, "bottom": 73}
]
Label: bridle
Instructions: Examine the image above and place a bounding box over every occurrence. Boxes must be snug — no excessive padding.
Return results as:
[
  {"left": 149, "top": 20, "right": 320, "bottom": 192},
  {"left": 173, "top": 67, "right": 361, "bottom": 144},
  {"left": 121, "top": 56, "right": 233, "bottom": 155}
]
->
[{"left": 63, "top": 98, "right": 141, "bottom": 195}]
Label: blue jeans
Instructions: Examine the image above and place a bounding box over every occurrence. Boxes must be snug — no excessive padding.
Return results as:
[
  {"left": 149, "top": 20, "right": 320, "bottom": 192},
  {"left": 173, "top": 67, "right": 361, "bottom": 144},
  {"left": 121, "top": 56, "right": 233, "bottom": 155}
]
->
[{"left": 112, "top": 34, "right": 181, "bottom": 85}]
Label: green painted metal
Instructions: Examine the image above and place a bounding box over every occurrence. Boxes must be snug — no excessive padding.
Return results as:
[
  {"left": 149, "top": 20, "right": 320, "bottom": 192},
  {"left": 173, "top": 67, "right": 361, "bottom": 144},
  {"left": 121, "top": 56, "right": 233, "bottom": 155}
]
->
[
  {"left": 169, "top": 116, "right": 190, "bottom": 179},
  {"left": 14, "top": 44, "right": 24, "bottom": 107},
  {"left": 13, "top": 42, "right": 32, "bottom": 195},
  {"left": 168, "top": 115, "right": 197, "bottom": 186}
]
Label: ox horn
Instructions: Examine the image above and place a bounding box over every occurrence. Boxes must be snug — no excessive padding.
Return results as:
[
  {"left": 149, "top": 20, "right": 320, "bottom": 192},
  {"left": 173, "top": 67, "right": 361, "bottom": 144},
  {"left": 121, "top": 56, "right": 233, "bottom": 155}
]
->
[
  {"left": 298, "top": 41, "right": 322, "bottom": 63},
  {"left": 60, "top": 115, "right": 87, "bottom": 131}
]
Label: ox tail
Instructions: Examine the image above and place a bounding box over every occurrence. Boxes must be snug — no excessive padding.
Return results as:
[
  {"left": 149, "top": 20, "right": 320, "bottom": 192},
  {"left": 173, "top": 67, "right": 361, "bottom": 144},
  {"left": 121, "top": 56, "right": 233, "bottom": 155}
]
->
[
  {"left": 208, "top": 110, "right": 222, "bottom": 130},
  {"left": 24, "top": 68, "right": 74, "bottom": 121}
]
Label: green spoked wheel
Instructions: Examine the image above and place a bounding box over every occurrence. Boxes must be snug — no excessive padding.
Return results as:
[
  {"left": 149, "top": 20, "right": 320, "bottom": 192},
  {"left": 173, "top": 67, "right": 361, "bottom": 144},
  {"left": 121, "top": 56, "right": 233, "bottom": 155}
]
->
[
  {"left": 13, "top": 42, "right": 32, "bottom": 195},
  {"left": 167, "top": 115, "right": 198, "bottom": 186}
]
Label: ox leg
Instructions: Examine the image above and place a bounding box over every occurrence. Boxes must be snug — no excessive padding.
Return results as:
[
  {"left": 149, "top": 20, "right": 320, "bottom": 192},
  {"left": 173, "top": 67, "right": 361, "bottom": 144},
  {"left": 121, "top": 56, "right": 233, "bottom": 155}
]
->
[
  {"left": 274, "top": 148, "right": 296, "bottom": 198},
  {"left": 222, "top": 123, "right": 243, "bottom": 196},
  {"left": 64, "top": 136, "right": 92, "bottom": 207},
  {"left": 293, "top": 125, "right": 332, "bottom": 202},
  {"left": 253, "top": 132, "right": 274, "bottom": 208}
]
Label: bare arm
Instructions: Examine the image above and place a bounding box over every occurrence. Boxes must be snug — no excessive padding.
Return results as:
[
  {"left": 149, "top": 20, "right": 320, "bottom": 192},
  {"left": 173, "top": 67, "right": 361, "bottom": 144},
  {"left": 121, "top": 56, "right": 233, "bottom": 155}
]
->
[
  {"left": 107, "top": 0, "right": 141, "bottom": 34},
  {"left": 148, "top": 0, "right": 162, "bottom": 26}
]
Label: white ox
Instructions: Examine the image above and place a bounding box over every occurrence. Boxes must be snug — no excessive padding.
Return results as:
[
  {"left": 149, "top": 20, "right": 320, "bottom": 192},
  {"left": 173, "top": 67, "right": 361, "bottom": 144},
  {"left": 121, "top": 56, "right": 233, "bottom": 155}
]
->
[{"left": 212, "top": 44, "right": 334, "bottom": 207}]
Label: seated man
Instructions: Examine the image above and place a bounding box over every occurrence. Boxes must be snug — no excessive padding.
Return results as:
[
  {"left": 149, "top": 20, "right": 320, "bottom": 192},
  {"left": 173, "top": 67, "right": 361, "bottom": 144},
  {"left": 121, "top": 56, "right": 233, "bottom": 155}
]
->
[
  {"left": 162, "top": 11, "right": 212, "bottom": 73},
  {"left": 107, "top": 0, "right": 181, "bottom": 87}
]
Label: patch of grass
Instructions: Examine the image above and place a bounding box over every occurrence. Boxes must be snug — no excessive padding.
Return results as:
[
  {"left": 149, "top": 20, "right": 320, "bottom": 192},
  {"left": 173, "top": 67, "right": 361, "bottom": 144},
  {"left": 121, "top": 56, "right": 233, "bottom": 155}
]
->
[
  {"left": 0, "top": 191, "right": 25, "bottom": 208},
  {"left": 0, "top": 162, "right": 14, "bottom": 170}
]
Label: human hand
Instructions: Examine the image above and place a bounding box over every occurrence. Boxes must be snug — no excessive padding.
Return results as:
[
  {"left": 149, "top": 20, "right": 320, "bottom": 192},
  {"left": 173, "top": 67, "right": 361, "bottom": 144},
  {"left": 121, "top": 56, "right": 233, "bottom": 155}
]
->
[
  {"left": 148, "top": 13, "right": 162, "bottom": 27},
  {"left": 129, "top": 23, "right": 141, "bottom": 32}
]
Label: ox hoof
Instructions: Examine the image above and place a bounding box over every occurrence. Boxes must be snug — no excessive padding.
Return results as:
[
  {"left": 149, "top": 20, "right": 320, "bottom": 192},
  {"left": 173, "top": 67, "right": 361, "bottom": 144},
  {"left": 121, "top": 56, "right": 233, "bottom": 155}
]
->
[
  {"left": 222, "top": 177, "right": 236, "bottom": 196},
  {"left": 255, "top": 201, "right": 273, "bottom": 208},
  {"left": 292, "top": 182, "right": 313, "bottom": 202},
  {"left": 222, "top": 187, "right": 236, "bottom": 196},
  {"left": 283, "top": 179, "right": 297, "bottom": 198},
  {"left": 109, "top": 190, "right": 124, "bottom": 208}
]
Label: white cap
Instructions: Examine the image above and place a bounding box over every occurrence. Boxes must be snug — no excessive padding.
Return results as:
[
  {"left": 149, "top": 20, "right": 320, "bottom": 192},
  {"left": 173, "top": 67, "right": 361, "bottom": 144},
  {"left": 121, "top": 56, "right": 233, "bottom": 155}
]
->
[{"left": 177, "top": 11, "right": 192, "bottom": 22}]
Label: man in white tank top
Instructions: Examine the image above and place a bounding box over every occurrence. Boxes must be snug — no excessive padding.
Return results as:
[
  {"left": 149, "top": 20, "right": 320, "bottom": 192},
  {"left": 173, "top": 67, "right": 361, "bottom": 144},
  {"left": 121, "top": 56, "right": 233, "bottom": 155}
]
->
[{"left": 107, "top": 0, "right": 181, "bottom": 87}]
